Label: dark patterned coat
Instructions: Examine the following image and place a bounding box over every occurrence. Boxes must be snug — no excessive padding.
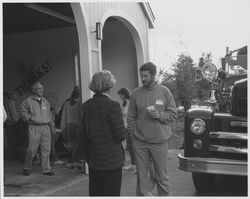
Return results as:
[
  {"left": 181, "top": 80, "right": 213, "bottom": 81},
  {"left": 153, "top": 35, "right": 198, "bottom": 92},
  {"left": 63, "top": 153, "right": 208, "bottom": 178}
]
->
[{"left": 81, "top": 93, "right": 126, "bottom": 170}]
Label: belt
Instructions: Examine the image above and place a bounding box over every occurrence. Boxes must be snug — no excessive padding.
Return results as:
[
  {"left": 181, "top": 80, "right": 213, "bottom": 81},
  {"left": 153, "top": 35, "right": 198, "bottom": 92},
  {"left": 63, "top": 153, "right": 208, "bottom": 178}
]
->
[{"left": 28, "top": 123, "right": 49, "bottom": 126}]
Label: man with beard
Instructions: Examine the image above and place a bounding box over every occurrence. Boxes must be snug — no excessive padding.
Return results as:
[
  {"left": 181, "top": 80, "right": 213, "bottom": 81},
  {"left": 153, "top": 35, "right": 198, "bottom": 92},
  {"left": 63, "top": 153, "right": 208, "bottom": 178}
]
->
[{"left": 127, "top": 62, "right": 177, "bottom": 196}]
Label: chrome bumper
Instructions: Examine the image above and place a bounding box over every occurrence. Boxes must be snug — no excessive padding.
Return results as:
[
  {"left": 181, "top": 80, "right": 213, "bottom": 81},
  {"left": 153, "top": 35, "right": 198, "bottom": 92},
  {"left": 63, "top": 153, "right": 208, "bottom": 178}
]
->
[{"left": 178, "top": 153, "right": 247, "bottom": 176}]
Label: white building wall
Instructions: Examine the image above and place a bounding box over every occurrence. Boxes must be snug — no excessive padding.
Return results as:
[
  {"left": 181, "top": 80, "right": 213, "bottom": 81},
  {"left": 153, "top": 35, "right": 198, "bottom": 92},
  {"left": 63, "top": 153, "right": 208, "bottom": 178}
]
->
[{"left": 81, "top": 2, "right": 149, "bottom": 72}]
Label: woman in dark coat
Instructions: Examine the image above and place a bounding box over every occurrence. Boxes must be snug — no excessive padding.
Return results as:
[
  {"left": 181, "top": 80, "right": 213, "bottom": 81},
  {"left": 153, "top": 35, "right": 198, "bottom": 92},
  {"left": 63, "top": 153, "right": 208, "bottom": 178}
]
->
[{"left": 81, "top": 70, "right": 126, "bottom": 196}]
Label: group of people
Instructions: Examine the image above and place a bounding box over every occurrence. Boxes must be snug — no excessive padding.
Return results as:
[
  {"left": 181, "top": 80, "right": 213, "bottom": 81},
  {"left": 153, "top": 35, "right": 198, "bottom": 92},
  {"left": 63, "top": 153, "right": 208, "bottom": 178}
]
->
[
  {"left": 20, "top": 83, "right": 86, "bottom": 175},
  {"left": 80, "top": 62, "right": 177, "bottom": 196},
  {"left": 4, "top": 61, "right": 177, "bottom": 196},
  {"left": 3, "top": 84, "right": 83, "bottom": 174}
]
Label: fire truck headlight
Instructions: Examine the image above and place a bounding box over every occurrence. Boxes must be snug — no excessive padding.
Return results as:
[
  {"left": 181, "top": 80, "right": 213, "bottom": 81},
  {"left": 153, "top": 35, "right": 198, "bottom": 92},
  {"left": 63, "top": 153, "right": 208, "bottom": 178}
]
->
[
  {"left": 190, "top": 118, "right": 206, "bottom": 134},
  {"left": 193, "top": 139, "right": 203, "bottom": 149}
]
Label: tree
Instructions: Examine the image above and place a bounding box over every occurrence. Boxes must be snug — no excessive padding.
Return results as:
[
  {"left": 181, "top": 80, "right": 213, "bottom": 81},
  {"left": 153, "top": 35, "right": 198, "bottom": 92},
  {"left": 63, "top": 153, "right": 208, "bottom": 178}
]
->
[
  {"left": 161, "top": 54, "right": 196, "bottom": 111},
  {"left": 160, "top": 70, "right": 177, "bottom": 99},
  {"left": 195, "top": 52, "right": 213, "bottom": 103}
]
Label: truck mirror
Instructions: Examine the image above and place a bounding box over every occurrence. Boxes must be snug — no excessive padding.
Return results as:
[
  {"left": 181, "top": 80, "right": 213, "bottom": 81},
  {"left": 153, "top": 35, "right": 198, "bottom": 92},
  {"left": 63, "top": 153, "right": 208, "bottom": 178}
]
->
[{"left": 201, "top": 63, "right": 217, "bottom": 81}]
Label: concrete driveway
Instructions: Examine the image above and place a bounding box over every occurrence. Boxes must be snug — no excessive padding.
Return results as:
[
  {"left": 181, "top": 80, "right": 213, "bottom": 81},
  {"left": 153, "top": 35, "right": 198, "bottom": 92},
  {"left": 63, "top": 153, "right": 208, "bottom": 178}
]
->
[{"left": 4, "top": 149, "right": 247, "bottom": 196}]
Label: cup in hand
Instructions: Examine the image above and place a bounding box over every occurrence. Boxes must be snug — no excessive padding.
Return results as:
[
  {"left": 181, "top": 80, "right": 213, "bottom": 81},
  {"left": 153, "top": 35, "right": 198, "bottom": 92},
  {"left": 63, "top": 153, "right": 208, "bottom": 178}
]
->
[{"left": 147, "top": 105, "right": 155, "bottom": 112}]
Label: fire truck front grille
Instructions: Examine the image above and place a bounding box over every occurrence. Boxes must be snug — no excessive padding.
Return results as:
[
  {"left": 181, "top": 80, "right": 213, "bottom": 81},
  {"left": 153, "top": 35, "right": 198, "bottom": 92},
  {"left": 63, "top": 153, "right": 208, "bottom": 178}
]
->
[
  {"left": 231, "top": 81, "right": 247, "bottom": 116},
  {"left": 209, "top": 131, "right": 247, "bottom": 160}
]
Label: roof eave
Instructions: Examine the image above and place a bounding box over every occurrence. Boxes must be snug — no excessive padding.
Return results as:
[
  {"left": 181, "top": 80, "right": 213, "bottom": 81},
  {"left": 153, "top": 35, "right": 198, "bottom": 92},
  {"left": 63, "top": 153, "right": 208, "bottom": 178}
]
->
[{"left": 140, "top": 2, "right": 155, "bottom": 29}]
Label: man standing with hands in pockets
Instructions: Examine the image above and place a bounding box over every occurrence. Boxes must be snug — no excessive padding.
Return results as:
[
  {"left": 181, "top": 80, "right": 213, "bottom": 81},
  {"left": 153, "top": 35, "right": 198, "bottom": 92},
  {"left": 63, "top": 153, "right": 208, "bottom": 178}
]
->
[
  {"left": 20, "top": 82, "right": 54, "bottom": 176},
  {"left": 127, "top": 62, "right": 177, "bottom": 196}
]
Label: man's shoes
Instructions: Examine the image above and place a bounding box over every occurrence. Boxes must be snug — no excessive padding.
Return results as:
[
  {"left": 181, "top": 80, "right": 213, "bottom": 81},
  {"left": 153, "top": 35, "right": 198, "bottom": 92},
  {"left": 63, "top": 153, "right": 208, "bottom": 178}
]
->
[
  {"left": 23, "top": 168, "right": 31, "bottom": 176},
  {"left": 43, "top": 171, "right": 54, "bottom": 176},
  {"left": 76, "top": 162, "right": 82, "bottom": 170},
  {"left": 33, "top": 160, "right": 40, "bottom": 165},
  {"left": 54, "top": 160, "right": 64, "bottom": 165},
  {"left": 146, "top": 192, "right": 154, "bottom": 196},
  {"left": 66, "top": 162, "right": 76, "bottom": 169}
]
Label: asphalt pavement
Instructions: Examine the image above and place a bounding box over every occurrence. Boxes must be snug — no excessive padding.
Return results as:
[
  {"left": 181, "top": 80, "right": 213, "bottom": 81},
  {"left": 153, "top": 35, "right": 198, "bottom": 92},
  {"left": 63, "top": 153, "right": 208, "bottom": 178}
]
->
[
  {"left": 4, "top": 149, "right": 195, "bottom": 196},
  {"left": 4, "top": 149, "right": 247, "bottom": 197}
]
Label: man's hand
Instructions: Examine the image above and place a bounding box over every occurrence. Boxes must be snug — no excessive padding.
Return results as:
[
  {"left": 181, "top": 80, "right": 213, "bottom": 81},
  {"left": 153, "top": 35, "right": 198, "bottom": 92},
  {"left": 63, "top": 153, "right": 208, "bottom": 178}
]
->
[{"left": 148, "top": 109, "right": 160, "bottom": 120}]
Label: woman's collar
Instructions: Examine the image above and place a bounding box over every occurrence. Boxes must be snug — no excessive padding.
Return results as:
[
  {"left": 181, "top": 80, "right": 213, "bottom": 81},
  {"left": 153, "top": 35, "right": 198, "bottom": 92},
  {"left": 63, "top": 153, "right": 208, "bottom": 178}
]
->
[{"left": 102, "top": 92, "right": 110, "bottom": 98}]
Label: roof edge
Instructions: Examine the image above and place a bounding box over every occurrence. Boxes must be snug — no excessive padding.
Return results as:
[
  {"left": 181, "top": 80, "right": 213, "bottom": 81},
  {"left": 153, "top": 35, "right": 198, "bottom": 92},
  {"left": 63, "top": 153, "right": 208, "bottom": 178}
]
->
[{"left": 140, "top": 2, "right": 155, "bottom": 29}]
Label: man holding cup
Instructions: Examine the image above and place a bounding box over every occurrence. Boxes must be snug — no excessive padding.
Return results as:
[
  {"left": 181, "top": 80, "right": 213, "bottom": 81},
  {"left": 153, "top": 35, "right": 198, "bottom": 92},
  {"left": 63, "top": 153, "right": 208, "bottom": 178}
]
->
[{"left": 127, "top": 62, "right": 177, "bottom": 196}]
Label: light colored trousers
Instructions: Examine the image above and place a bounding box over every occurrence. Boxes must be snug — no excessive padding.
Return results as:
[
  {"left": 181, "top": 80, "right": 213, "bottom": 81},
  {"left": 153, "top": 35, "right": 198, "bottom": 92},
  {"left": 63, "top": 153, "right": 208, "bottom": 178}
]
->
[
  {"left": 132, "top": 136, "right": 170, "bottom": 196},
  {"left": 24, "top": 125, "right": 51, "bottom": 173}
]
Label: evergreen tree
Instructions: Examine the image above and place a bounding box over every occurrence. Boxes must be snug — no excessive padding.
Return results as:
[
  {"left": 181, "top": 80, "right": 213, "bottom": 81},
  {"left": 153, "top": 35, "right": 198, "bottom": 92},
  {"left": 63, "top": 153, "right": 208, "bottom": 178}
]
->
[
  {"left": 195, "top": 52, "right": 213, "bottom": 104},
  {"left": 161, "top": 54, "right": 196, "bottom": 111}
]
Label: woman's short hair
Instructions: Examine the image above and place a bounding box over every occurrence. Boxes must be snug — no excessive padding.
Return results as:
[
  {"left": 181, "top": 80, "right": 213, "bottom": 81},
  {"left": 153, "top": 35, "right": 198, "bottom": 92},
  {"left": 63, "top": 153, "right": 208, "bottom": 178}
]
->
[
  {"left": 117, "top": 87, "right": 131, "bottom": 100},
  {"left": 89, "top": 70, "right": 116, "bottom": 93},
  {"left": 139, "top": 62, "right": 157, "bottom": 76}
]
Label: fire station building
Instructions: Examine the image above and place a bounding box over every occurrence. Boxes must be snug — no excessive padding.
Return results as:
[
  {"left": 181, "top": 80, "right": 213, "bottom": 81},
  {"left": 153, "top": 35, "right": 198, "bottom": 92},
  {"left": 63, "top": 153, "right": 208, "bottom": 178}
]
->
[{"left": 3, "top": 2, "right": 155, "bottom": 110}]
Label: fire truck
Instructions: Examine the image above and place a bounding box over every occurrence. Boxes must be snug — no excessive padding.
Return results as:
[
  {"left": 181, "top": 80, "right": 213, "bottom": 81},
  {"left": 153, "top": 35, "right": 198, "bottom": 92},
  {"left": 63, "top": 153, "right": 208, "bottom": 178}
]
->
[{"left": 178, "top": 46, "right": 247, "bottom": 192}]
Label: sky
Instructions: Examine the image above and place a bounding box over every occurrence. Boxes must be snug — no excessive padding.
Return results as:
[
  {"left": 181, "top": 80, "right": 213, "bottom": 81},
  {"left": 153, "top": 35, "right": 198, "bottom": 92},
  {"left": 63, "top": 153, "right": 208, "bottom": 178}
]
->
[{"left": 148, "top": 0, "right": 250, "bottom": 71}]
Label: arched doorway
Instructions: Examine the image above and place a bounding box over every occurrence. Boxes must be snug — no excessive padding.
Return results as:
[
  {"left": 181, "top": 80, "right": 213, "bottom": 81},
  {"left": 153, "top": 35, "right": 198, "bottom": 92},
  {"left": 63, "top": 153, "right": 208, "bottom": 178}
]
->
[{"left": 101, "top": 17, "right": 142, "bottom": 101}]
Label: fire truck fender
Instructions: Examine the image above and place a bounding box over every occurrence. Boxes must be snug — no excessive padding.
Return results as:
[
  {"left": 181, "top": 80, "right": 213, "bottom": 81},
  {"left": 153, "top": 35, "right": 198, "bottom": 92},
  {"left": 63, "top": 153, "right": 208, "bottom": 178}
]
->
[{"left": 186, "top": 106, "right": 213, "bottom": 120}]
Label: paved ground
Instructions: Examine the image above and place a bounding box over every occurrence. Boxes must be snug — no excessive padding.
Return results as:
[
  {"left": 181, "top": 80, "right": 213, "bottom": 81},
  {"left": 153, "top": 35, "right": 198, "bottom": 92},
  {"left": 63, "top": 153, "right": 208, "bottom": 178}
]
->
[
  {"left": 4, "top": 160, "right": 84, "bottom": 196},
  {"left": 4, "top": 149, "right": 247, "bottom": 197},
  {"left": 46, "top": 149, "right": 196, "bottom": 196},
  {"left": 4, "top": 149, "right": 188, "bottom": 196}
]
